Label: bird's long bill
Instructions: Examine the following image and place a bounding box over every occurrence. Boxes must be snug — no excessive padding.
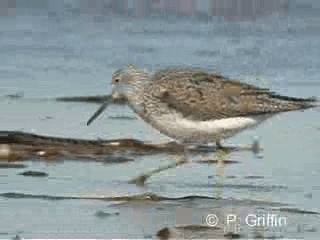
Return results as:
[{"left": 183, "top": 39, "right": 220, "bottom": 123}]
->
[{"left": 86, "top": 101, "right": 109, "bottom": 126}]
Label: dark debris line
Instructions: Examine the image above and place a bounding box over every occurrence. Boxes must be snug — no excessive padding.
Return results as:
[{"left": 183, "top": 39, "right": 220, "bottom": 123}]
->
[
  {"left": 0, "top": 131, "right": 184, "bottom": 162},
  {"left": 0, "top": 131, "right": 252, "bottom": 161}
]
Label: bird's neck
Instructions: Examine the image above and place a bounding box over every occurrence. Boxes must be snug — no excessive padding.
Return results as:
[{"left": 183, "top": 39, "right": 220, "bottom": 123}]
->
[{"left": 126, "top": 74, "right": 148, "bottom": 117}]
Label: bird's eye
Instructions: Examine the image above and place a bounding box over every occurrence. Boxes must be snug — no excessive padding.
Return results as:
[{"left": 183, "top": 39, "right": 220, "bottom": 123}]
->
[{"left": 114, "top": 78, "right": 120, "bottom": 83}]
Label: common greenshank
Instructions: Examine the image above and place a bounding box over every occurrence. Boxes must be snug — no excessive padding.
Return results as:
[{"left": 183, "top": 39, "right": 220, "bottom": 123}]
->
[{"left": 87, "top": 64, "right": 316, "bottom": 148}]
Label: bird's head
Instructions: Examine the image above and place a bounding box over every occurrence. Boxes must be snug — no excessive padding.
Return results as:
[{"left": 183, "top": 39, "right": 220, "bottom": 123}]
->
[
  {"left": 86, "top": 64, "right": 148, "bottom": 126},
  {"left": 110, "top": 64, "right": 148, "bottom": 100}
]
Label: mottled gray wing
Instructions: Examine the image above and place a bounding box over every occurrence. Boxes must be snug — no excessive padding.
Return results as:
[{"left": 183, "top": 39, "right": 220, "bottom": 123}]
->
[{"left": 149, "top": 69, "right": 312, "bottom": 121}]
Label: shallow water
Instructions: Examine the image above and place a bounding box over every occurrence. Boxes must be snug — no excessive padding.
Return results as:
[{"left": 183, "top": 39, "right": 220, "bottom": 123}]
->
[{"left": 1, "top": 7, "right": 320, "bottom": 239}]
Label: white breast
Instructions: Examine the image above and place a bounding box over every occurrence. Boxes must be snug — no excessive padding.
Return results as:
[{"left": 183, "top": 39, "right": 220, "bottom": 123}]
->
[
  {"left": 179, "top": 116, "right": 257, "bottom": 131},
  {"left": 147, "top": 112, "right": 260, "bottom": 143}
]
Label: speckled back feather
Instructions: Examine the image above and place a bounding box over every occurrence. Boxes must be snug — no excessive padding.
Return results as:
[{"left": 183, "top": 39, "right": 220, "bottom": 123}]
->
[{"left": 143, "top": 68, "right": 315, "bottom": 121}]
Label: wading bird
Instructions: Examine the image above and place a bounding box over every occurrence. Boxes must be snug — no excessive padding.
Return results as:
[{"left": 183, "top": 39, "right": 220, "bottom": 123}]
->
[{"left": 87, "top": 64, "right": 316, "bottom": 149}]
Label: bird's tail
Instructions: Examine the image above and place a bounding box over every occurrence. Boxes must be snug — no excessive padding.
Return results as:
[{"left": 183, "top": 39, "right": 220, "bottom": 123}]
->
[
  {"left": 298, "top": 96, "right": 319, "bottom": 108},
  {"left": 268, "top": 93, "right": 319, "bottom": 111},
  {"left": 294, "top": 96, "right": 319, "bottom": 110}
]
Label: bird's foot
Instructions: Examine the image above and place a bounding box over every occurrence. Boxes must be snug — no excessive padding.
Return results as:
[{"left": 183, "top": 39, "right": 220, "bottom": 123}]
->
[
  {"left": 215, "top": 139, "right": 263, "bottom": 156},
  {"left": 215, "top": 141, "right": 231, "bottom": 155}
]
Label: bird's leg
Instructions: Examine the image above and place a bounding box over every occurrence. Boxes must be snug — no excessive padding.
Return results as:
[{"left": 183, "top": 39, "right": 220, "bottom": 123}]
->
[
  {"left": 215, "top": 155, "right": 226, "bottom": 199},
  {"left": 215, "top": 139, "right": 230, "bottom": 158},
  {"left": 169, "top": 146, "right": 188, "bottom": 166},
  {"left": 128, "top": 147, "right": 188, "bottom": 186},
  {"left": 202, "top": 142, "right": 229, "bottom": 199}
]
